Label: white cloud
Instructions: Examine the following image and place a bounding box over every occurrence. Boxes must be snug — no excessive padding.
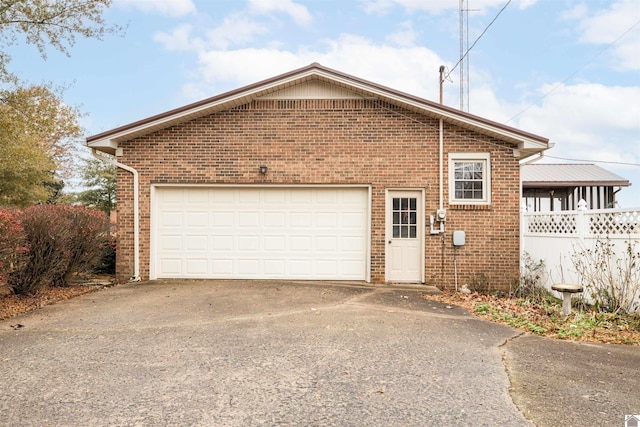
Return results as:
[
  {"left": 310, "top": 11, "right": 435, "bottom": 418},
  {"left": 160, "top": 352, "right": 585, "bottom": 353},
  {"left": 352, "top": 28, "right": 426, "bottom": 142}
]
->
[
  {"left": 248, "top": 0, "right": 313, "bottom": 26},
  {"left": 568, "top": 0, "right": 640, "bottom": 71},
  {"left": 512, "top": 83, "right": 640, "bottom": 167},
  {"left": 184, "top": 34, "right": 447, "bottom": 103},
  {"left": 153, "top": 24, "right": 197, "bottom": 51},
  {"left": 154, "top": 14, "right": 270, "bottom": 52},
  {"left": 114, "top": 0, "right": 196, "bottom": 16},
  {"left": 385, "top": 21, "right": 419, "bottom": 47},
  {"left": 205, "top": 13, "right": 270, "bottom": 50}
]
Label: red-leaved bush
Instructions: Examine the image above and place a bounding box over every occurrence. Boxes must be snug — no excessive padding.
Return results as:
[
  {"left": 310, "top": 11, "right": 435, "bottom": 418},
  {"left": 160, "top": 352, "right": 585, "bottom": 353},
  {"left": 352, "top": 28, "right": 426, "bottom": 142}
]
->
[
  {"left": 4, "top": 205, "right": 109, "bottom": 295},
  {"left": 0, "top": 210, "right": 29, "bottom": 282}
]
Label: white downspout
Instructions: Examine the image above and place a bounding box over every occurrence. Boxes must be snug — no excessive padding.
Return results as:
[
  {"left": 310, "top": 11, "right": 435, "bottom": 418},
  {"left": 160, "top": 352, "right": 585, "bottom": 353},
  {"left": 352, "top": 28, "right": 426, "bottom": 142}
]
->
[
  {"left": 430, "top": 119, "right": 446, "bottom": 235},
  {"left": 91, "top": 148, "right": 141, "bottom": 282},
  {"left": 439, "top": 118, "right": 444, "bottom": 212},
  {"left": 519, "top": 151, "right": 544, "bottom": 166}
]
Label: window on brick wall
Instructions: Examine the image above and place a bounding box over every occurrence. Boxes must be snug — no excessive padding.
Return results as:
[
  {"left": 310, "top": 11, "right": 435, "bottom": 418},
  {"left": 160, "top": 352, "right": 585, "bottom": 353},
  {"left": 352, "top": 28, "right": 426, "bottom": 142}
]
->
[{"left": 448, "top": 153, "right": 491, "bottom": 205}]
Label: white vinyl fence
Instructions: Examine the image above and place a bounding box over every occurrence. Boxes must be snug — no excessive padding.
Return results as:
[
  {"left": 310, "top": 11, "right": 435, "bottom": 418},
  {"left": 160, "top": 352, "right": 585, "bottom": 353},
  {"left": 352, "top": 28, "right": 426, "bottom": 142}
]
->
[{"left": 521, "top": 200, "right": 640, "bottom": 309}]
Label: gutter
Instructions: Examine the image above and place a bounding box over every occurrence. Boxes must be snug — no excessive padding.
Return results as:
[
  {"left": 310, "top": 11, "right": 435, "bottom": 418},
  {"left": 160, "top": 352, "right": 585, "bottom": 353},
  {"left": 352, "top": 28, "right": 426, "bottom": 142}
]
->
[{"left": 91, "top": 148, "right": 141, "bottom": 282}]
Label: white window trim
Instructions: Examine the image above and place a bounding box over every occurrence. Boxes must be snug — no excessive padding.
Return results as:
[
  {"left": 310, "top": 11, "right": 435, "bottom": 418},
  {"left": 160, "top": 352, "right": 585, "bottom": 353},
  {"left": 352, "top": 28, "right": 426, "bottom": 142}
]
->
[{"left": 448, "top": 153, "right": 491, "bottom": 205}]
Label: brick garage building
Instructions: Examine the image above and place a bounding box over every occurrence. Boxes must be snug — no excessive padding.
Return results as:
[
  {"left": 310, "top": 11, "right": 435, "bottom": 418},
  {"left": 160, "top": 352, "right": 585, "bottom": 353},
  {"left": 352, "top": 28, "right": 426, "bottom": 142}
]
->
[{"left": 87, "top": 63, "right": 550, "bottom": 288}]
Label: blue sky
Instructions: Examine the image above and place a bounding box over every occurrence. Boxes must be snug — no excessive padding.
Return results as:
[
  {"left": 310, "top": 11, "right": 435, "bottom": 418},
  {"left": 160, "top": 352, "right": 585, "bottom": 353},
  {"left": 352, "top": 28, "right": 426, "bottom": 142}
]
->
[{"left": 7, "top": 0, "right": 640, "bottom": 206}]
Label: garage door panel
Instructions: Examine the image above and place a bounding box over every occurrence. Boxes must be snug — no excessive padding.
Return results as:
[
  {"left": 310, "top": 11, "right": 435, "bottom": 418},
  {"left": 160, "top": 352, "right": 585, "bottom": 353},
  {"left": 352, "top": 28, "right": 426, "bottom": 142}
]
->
[
  {"left": 290, "top": 190, "right": 312, "bottom": 204},
  {"left": 264, "top": 235, "right": 286, "bottom": 251},
  {"left": 212, "top": 189, "right": 234, "bottom": 203},
  {"left": 186, "top": 259, "right": 207, "bottom": 275},
  {"left": 238, "top": 259, "right": 260, "bottom": 275},
  {"left": 239, "top": 189, "right": 260, "bottom": 204},
  {"left": 264, "top": 212, "right": 285, "bottom": 227},
  {"left": 342, "top": 236, "right": 364, "bottom": 252},
  {"left": 316, "top": 260, "right": 337, "bottom": 274},
  {"left": 212, "top": 212, "right": 233, "bottom": 227},
  {"left": 264, "top": 259, "right": 285, "bottom": 273},
  {"left": 238, "top": 235, "right": 259, "bottom": 251},
  {"left": 186, "top": 212, "right": 208, "bottom": 227},
  {"left": 290, "top": 212, "right": 312, "bottom": 227},
  {"left": 289, "top": 259, "right": 311, "bottom": 275},
  {"left": 160, "top": 188, "right": 184, "bottom": 203},
  {"left": 316, "top": 236, "right": 337, "bottom": 252},
  {"left": 212, "top": 259, "right": 233, "bottom": 274},
  {"left": 342, "top": 260, "right": 365, "bottom": 276},
  {"left": 290, "top": 236, "right": 311, "bottom": 251},
  {"left": 343, "top": 212, "right": 365, "bottom": 227},
  {"left": 161, "top": 212, "right": 183, "bottom": 227},
  {"left": 160, "top": 235, "right": 182, "bottom": 251},
  {"left": 160, "top": 259, "right": 182, "bottom": 275},
  {"left": 154, "top": 187, "right": 368, "bottom": 280},
  {"left": 317, "top": 191, "right": 338, "bottom": 204},
  {"left": 264, "top": 189, "right": 286, "bottom": 204},
  {"left": 187, "top": 189, "right": 209, "bottom": 203},
  {"left": 185, "top": 235, "right": 207, "bottom": 251},
  {"left": 317, "top": 212, "right": 337, "bottom": 227},
  {"left": 238, "top": 212, "right": 259, "bottom": 227},
  {"left": 212, "top": 235, "right": 233, "bottom": 251}
]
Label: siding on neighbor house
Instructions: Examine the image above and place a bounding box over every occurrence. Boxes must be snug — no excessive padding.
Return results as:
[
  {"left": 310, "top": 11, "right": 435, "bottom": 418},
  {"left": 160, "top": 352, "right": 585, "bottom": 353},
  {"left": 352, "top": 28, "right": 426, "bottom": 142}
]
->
[{"left": 115, "top": 98, "right": 521, "bottom": 289}]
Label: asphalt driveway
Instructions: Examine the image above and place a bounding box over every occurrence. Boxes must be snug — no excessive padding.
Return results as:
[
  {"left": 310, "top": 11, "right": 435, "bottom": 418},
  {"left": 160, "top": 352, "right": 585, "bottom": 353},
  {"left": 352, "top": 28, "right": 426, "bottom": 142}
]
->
[{"left": 0, "top": 280, "right": 637, "bottom": 426}]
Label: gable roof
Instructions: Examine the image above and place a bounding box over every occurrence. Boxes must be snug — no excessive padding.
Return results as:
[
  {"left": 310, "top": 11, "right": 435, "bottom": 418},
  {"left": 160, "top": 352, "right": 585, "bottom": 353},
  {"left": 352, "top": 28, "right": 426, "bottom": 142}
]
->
[
  {"left": 522, "top": 164, "right": 631, "bottom": 187},
  {"left": 86, "top": 62, "right": 549, "bottom": 159}
]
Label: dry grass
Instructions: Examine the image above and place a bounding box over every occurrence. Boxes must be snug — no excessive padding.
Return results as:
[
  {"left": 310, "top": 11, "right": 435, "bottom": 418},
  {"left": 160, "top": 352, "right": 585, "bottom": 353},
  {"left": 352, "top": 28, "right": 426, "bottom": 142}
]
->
[{"left": 423, "top": 290, "right": 640, "bottom": 345}]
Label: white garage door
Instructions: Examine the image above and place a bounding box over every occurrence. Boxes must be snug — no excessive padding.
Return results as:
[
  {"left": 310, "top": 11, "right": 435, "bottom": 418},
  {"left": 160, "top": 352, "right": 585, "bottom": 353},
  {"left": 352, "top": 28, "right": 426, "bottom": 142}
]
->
[{"left": 152, "top": 187, "right": 369, "bottom": 280}]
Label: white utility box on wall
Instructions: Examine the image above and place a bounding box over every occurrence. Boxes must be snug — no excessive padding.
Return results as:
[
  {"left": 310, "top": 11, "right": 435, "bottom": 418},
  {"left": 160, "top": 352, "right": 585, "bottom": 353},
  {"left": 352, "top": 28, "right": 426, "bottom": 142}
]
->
[{"left": 453, "top": 230, "right": 466, "bottom": 246}]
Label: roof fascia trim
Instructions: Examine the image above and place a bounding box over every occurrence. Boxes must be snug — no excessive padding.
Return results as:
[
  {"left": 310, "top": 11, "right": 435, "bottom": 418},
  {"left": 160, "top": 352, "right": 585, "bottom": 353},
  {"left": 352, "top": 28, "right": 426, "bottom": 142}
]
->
[
  {"left": 312, "top": 68, "right": 549, "bottom": 147},
  {"left": 87, "top": 63, "right": 549, "bottom": 150},
  {"left": 523, "top": 181, "right": 631, "bottom": 188},
  {"left": 87, "top": 70, "right": 321, "bottom": 146}
]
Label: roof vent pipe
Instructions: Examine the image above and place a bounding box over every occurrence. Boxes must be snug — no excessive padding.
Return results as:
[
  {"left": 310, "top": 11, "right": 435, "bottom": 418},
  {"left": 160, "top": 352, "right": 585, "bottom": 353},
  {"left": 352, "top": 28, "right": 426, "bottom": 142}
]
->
[
  {"left": 91, "top": 148, "right": 140, "bottom": 282},
  {"left": 439, "top": 65, "right": 445, "bottom": 105}
]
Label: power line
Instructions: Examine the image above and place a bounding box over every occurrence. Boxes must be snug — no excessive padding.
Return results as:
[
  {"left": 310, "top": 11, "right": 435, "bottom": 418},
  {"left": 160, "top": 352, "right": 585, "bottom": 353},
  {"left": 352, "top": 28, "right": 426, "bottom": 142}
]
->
[
  {"left": 369, "top": 98, "right": 640, "bottom": 167},
  {"left": 544, "top": 155, "right": 640, "bottom": 167},
  {"left": 505, "top": 19, "right": 640, "bottom": 124},
  {"left": 445, "top": 0, "right": 512, "bottom": 80}
]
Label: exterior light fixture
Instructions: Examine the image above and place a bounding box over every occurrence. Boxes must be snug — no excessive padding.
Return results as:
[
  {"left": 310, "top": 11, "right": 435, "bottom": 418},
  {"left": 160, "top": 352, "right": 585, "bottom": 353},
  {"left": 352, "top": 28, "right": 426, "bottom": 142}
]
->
[{"left": 259, "top": 165, "right": 268, "bottom": 175}]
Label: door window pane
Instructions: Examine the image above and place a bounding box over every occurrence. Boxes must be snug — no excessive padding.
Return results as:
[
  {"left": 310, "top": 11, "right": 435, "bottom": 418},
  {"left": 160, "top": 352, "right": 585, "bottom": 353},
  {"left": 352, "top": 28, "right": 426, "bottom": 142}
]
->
[{"left": 391, "top": 197, "right": 418, "bottom": 239}]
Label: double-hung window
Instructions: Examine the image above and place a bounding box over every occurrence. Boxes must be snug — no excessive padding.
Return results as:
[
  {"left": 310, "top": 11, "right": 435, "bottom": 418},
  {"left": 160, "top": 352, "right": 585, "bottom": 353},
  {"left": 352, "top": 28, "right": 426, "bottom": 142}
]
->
[{"left": 449, "top": 153, "right": 491, "bottom": 205}]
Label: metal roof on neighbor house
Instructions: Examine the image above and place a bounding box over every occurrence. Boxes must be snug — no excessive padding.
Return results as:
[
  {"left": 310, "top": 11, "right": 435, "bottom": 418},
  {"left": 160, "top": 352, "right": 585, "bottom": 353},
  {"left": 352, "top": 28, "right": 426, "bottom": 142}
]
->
[{"left": 522, "top": 164, "right": 631, "bottom": 187}]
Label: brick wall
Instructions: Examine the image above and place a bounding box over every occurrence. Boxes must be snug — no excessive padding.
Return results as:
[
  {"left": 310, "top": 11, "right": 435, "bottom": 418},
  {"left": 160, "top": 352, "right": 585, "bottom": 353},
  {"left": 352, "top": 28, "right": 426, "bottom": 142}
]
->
[{"left": 115, "top": 99, "right": 520, "bottom": 289}]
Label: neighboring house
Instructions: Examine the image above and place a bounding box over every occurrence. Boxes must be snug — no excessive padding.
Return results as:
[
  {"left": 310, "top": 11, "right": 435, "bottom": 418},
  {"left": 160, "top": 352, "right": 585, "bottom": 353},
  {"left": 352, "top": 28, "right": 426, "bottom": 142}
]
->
[
  {"left": 522, "top": 164, "right": 631, "bottom": 211},
  {"left": 86, "top": 63, "right": 549, "bottom": 288}
]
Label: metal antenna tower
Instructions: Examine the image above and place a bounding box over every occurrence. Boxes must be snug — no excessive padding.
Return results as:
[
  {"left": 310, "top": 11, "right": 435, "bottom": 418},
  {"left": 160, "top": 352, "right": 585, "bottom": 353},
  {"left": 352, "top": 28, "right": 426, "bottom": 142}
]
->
[
  {"left": 459, "top": 1, "right": 479, "bottom": 112},
  {"left": 459, "top": 0, "right": 465, "bottom": 111}
]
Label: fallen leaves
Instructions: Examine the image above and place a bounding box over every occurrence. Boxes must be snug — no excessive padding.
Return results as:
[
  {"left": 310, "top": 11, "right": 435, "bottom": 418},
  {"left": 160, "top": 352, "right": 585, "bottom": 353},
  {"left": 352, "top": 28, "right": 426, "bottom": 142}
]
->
[
  {"left": 423, "top": 291, "right": 640, "bottom": 345},
  {"left": 0, "top": 285, "right": 102, "bottom": 320}
]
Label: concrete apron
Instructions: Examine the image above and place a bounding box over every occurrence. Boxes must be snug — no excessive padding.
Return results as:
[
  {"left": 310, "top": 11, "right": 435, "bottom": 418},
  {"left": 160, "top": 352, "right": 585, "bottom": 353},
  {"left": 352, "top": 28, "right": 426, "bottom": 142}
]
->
[{"left": 1, "top": 279, "right": 531, "bottom": 426}]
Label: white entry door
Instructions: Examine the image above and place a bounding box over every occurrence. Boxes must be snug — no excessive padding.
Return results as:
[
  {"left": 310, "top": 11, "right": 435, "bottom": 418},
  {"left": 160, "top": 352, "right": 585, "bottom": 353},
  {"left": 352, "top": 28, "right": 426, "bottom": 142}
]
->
[{"left": 385, "top": 190, "right": 423, "bottom": 282}]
